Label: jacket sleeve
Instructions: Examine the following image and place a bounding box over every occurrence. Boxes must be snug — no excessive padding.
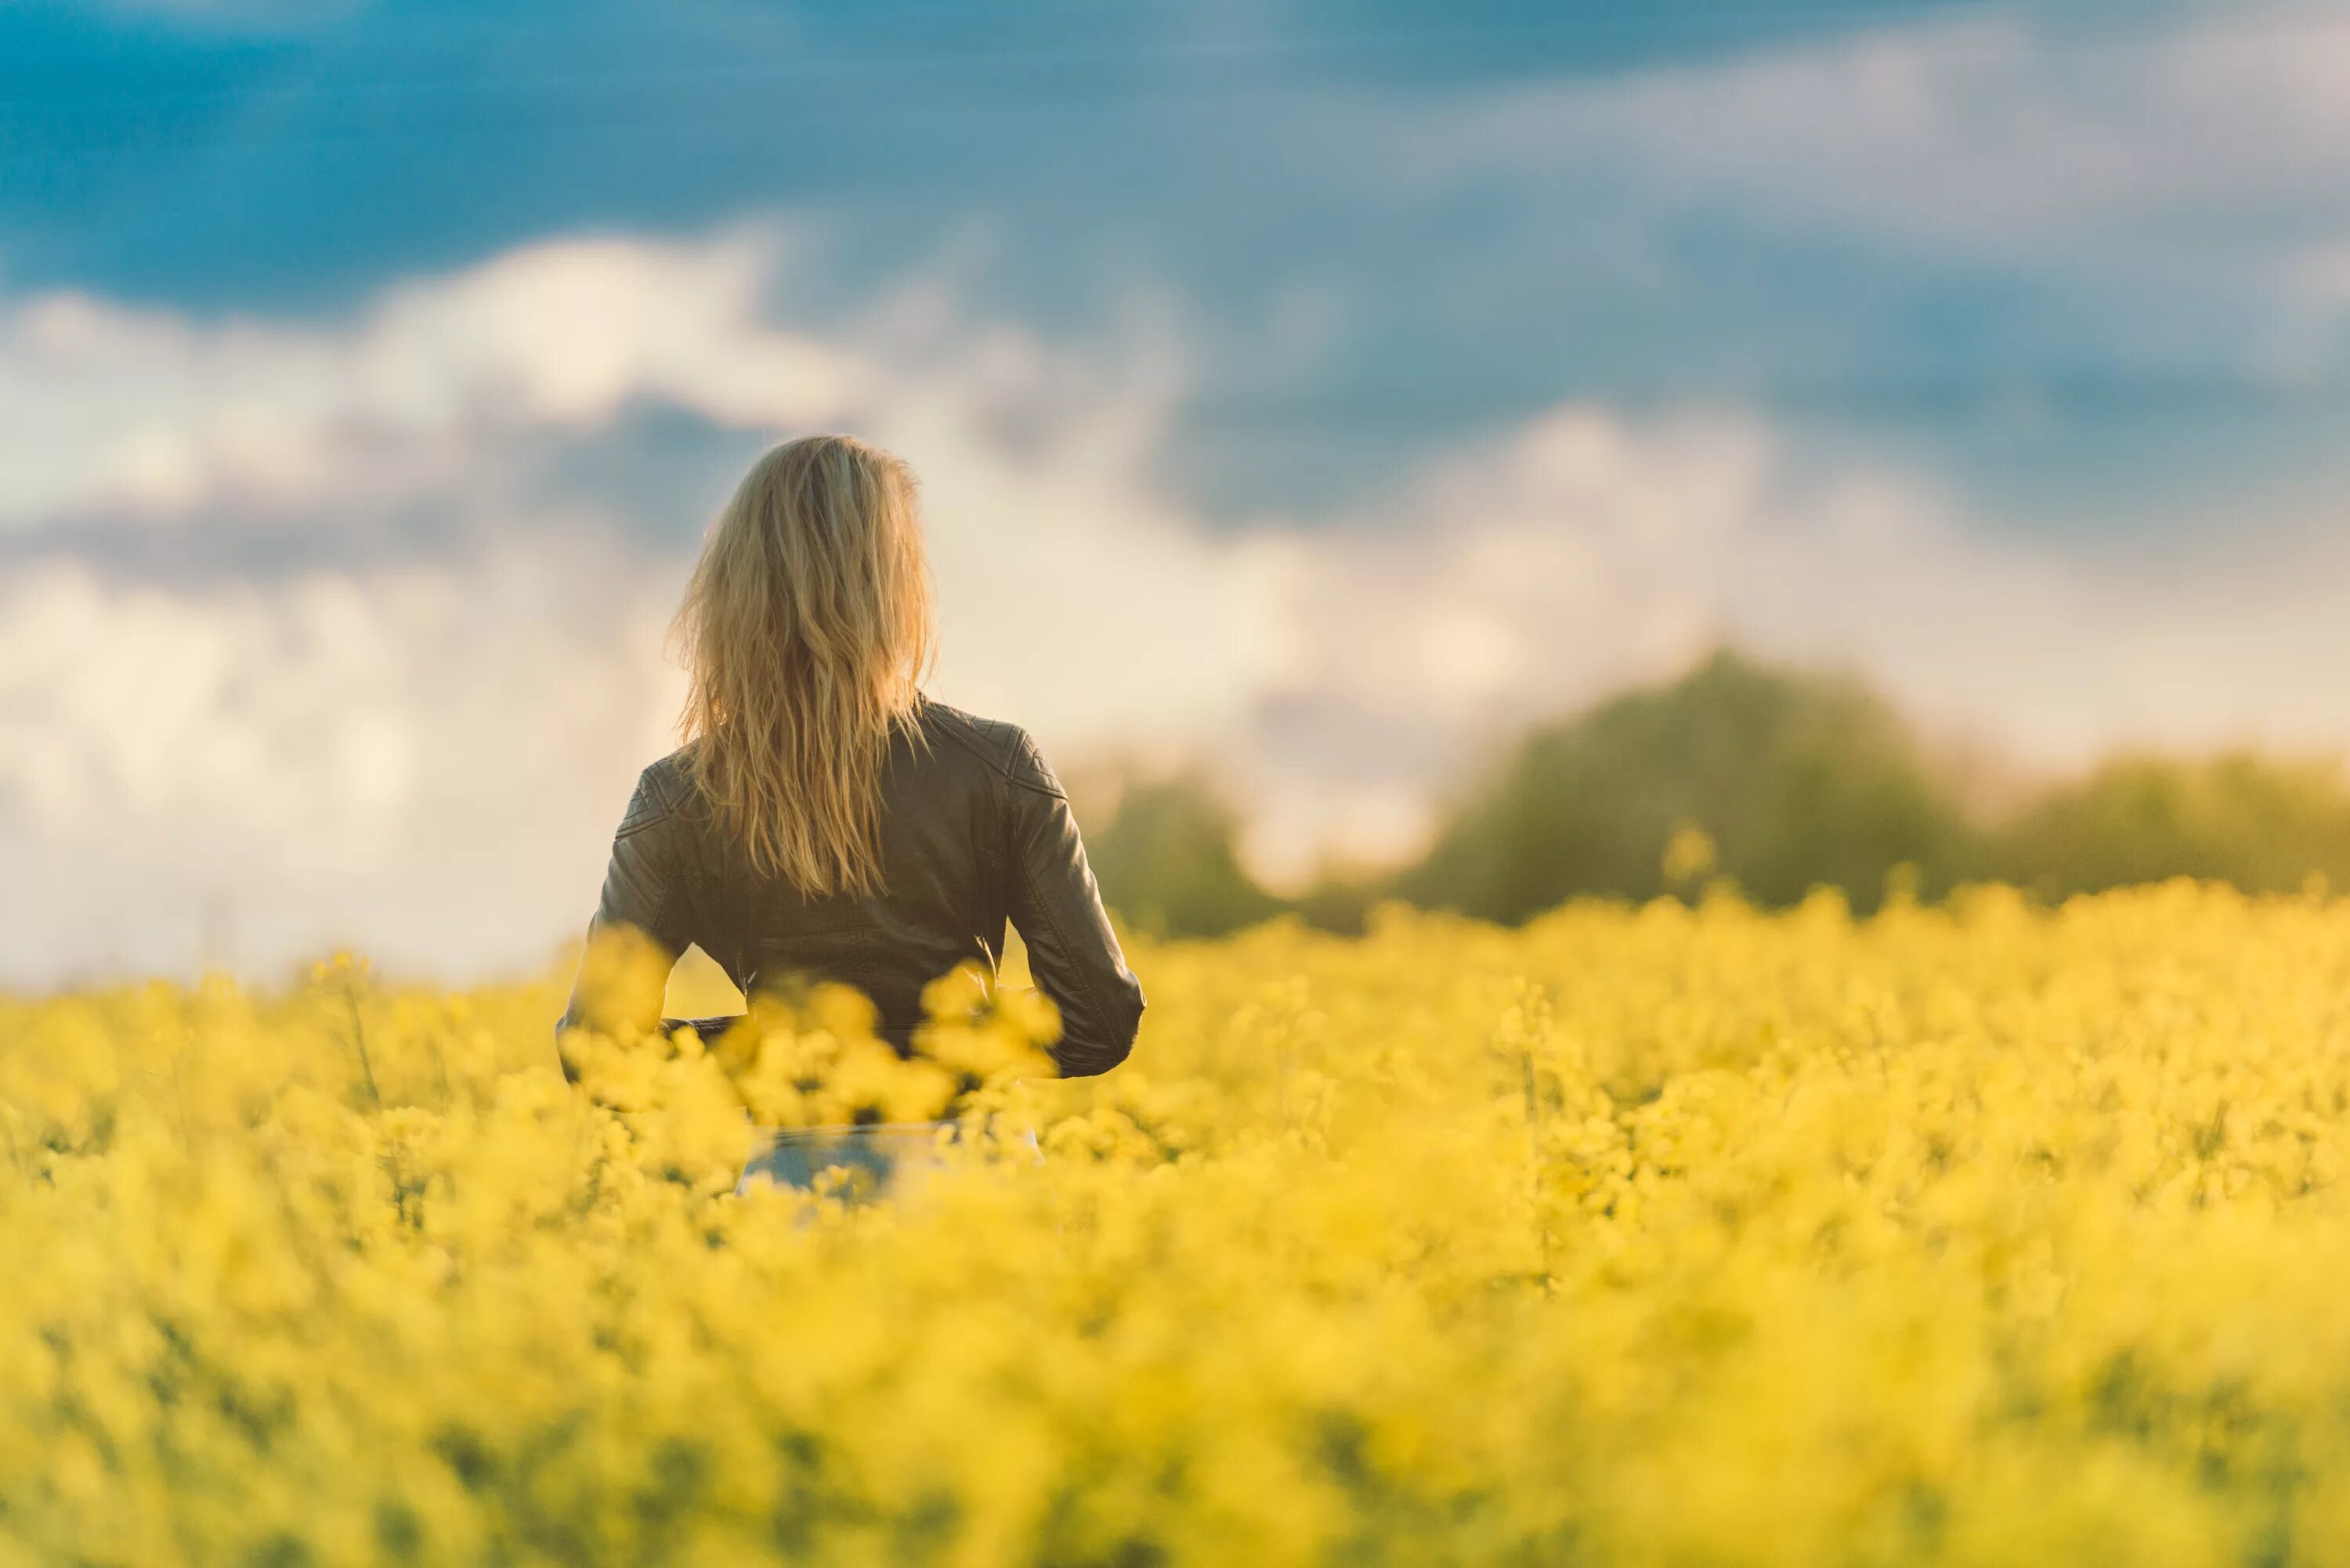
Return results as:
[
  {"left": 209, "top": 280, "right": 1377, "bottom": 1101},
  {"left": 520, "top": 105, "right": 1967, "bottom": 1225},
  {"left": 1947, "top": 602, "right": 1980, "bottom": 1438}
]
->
[
  {"left": 1003, "top": 730, "right": 1145, "bottom": 1077},
  {"left": 556, "top": 768, "right": 692, "bottom": 1072}
]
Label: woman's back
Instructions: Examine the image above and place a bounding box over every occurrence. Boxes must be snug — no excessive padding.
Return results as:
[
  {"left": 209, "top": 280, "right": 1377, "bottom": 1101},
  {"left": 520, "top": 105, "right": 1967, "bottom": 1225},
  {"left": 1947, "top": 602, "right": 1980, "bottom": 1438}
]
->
[
  {"left": 571, "top": 696, "right": 1144, "bottom": 1075},
  {"left": 556, "top": 433, "right": 1142, "bottom": 1085}
]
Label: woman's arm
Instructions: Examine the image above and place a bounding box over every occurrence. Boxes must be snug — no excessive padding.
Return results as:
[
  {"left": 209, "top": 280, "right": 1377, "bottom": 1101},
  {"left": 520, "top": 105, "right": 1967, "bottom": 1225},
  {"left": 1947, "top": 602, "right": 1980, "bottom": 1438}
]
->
[
  {"left": 556, "top": 767, "right": 692, "bottom": 1077},
  {"left": 1002, "top": 730, "right": 1146, "bottom": 1077}
]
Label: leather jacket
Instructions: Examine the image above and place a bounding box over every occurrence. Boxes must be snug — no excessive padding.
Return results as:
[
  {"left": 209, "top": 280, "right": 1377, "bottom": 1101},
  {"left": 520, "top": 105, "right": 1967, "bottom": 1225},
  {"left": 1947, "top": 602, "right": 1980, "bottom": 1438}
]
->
[{"left": 558, "top": 698, "right": 1144, "bottom": 1078}]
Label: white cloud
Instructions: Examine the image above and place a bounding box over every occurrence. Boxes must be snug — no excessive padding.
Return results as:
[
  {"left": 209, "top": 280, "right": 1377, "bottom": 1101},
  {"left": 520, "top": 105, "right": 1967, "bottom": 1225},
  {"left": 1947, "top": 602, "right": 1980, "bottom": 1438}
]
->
[
  {"left": 0, "top": 537, "right": 684, "bottom": 984},
  {"left": 1420, "top": 8, "right": 2350, "bottom": 273},
  {"left": 0, "top": 229, "right": 851, "bottom": 527},
  {"left": 5, "top": 227, "right": 2350, "bottom": 981}
]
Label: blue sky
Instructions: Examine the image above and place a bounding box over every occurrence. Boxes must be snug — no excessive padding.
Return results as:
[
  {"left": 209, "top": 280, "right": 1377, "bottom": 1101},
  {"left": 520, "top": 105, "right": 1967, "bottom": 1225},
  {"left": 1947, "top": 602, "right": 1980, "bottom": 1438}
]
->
[
  {"left": 16, "top": 0, "right": 2343, "bottom": 529},
  {"left": 5, "top": 0, "right": 2350, "bottom": 980}
]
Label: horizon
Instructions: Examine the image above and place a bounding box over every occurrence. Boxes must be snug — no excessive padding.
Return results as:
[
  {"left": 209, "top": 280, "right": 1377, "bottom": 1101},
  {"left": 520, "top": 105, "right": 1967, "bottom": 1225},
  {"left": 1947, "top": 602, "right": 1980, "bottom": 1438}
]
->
[{"left": 34, "top": 644, "right": 2350, "bottom": 993}]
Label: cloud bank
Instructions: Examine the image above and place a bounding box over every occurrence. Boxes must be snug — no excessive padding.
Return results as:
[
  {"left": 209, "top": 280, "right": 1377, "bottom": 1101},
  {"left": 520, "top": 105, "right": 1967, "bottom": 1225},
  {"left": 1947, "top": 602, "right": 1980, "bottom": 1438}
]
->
[{"left": 6, "top": 224, "right": 2348, "bottom": 985}]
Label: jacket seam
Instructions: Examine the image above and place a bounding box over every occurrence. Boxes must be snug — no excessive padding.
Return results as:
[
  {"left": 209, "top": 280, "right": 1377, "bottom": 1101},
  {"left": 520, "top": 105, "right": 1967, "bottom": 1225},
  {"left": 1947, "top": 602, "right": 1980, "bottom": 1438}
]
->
[
  {"left": 616, "top": 766, "right": 678, "bottom": 840},
  {"left": 1007, "top": 733, "right": 1067, "bottom": 800},
  {"left": 925, "top": 703, "right": 1062, "bottom": 796},
  {"left": 927, "top": 710, "right": 1015, "bottom": 775},
  {"left": 651, "top": 858, "right": 674, "bottom": 946}
]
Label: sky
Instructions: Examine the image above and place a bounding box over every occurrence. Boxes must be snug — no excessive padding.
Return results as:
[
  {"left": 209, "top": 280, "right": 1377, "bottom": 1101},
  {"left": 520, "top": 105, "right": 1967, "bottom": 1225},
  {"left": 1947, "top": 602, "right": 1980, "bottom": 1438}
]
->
[{"left": 5, "top": 0, "right": 2350, "bottom": 984}]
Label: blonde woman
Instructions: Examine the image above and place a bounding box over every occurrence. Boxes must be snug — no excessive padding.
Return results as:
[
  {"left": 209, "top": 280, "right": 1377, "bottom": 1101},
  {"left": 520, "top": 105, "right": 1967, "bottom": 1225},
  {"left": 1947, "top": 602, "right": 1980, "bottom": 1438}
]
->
[{"left": 559, "top": 435, "right": 1144, "bottom": 1187}]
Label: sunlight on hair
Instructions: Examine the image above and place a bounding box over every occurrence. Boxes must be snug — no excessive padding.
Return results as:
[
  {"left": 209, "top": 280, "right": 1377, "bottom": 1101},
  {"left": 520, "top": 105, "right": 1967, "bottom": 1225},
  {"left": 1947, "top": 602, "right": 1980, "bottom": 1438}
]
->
[{"left": 671, "top": 434, "right": 937, "bottom": 896}]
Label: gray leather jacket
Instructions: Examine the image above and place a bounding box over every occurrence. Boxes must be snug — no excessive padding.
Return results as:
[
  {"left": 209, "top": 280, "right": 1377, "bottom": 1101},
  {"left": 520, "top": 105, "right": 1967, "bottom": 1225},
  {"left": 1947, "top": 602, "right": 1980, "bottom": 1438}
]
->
[{"left": 558, "top": 699, "right": 1144, "bottom": 1078}]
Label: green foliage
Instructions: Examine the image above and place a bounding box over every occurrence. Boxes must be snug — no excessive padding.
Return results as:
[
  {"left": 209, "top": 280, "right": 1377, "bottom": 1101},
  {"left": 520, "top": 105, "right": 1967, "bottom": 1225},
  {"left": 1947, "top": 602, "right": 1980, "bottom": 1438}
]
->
[
  {"left": 1287, "top": 870, "right": 1386, "bottom": 938},
  {"left": 1395, "top": 651, "right": 1980, "bottom": 921},
  {"left": 1081, "top": 775, "right": 1285, "bottom": 940},
  {"left": 1994, "top": 751, "right": 2350, "bottom": 899},
  {"left": 1079, "top": 652, "right": 2350, "bottom": 938}
]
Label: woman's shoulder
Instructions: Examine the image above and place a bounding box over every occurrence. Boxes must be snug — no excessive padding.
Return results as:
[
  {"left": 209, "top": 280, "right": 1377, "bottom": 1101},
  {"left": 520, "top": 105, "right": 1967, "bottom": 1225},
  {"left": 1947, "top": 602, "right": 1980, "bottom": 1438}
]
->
[
  {"left": 917, "top": 696, "right": 1024, "bottom": 764},
  {"left": 619, "top": 746, "right": 707, "bottom": 829},
  {"left": 914, "top": 698, "right": 1065, "bottom": 799}
]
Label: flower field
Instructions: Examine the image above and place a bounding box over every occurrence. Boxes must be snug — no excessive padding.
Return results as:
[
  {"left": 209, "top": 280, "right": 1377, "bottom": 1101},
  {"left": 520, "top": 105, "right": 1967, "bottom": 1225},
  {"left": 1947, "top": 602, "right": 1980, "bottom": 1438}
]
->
[{"left": 7, "top": 884, "right": 2350, "bottom": 1566}]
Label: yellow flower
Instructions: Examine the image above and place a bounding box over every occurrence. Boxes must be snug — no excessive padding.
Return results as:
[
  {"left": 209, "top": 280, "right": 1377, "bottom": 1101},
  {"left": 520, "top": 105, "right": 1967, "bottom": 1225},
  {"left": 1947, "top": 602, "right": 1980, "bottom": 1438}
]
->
[{"left": 5, "top": 884, "right": 2350, "bottom": 1564}]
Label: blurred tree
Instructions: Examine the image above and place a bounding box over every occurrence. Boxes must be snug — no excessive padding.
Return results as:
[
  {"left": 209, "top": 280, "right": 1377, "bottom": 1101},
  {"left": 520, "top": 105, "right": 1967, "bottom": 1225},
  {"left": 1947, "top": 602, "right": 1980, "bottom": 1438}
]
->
[
  {"left": 1082, "top": 775, "right": 1285, "bottom": 939},
  {"left": 1994, "top": 751, "right": 2350, "bottom": 898},
  {"left": 1072, "top": 655, "right": 2350, "bottom": 937},
  {"left": 1289, "top": 865, "right": 1387, "bottom": 938},
  {"left": 1394, "top": 650, "right": 1981, "bottom": 921}
]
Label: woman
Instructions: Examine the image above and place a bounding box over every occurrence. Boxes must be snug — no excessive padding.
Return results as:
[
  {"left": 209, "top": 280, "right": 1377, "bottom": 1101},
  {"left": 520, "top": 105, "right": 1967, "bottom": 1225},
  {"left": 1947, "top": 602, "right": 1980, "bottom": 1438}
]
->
[{"left": 558, "top": 434, "right": 1144, "bottom": 1187}]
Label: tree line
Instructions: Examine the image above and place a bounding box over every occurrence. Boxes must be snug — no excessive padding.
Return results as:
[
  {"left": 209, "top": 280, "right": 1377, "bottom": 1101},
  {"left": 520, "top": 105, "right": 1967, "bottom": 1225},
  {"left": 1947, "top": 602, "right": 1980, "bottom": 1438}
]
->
[{"left": 1080, "top": 651, "right": 2350, "bottom": 937}]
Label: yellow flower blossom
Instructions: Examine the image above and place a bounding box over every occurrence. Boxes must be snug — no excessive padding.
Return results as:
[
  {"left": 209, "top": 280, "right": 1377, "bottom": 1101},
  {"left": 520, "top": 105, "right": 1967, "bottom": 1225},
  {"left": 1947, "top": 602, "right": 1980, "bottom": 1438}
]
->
[{"left": 4, "top": 886, "right": 2350, "bottom": 1563}]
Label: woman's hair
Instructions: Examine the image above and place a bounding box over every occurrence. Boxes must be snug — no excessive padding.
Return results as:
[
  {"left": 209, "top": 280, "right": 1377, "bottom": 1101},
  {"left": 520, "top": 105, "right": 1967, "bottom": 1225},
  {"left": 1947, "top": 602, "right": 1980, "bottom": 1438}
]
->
[{"left": 672, "top": 434, "right": 936, "bottom": 896}]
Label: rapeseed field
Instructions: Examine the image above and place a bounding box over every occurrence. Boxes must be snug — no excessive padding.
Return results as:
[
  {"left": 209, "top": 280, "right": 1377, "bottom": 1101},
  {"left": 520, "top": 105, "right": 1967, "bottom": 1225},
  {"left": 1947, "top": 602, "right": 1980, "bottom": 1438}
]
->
[{"left": 5, "top": 883, "right": 2350, "bottom": 1566}]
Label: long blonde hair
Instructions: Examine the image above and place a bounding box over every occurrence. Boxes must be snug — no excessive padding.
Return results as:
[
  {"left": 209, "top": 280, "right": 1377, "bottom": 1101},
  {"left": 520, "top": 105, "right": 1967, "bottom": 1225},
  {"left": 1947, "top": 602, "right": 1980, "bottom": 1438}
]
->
[{"left": 672, "top": 435, "right": 936, "bottom": 896}]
